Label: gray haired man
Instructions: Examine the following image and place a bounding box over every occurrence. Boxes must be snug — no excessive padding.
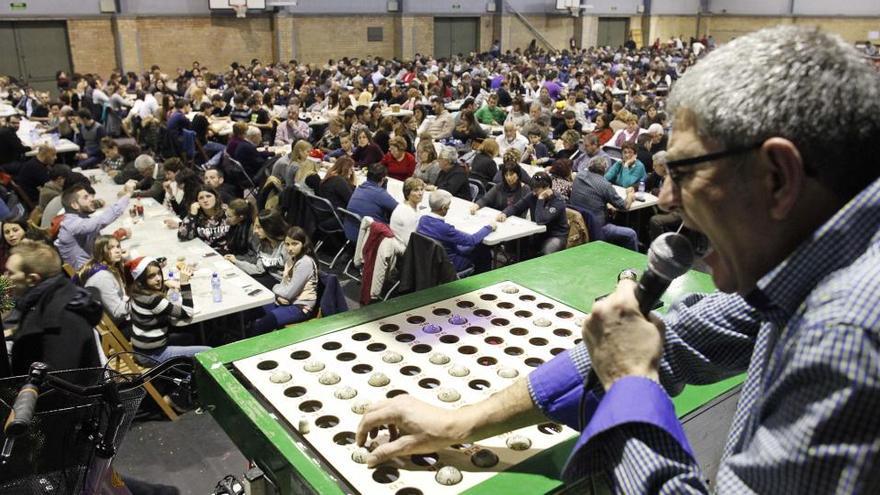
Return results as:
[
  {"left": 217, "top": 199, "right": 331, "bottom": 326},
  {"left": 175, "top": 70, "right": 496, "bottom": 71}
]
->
[{"left": 355, "top": 26, "right": 880, "bottom": 493}]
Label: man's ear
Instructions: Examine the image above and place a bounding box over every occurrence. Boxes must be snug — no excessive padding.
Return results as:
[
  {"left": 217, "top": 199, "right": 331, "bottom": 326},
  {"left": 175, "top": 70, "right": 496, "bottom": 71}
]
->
[
  {"left": 25, "top": 273, "right": 42, "bottom": 287},
  {"left": 761, "top": 137, "right": 804, "bottom": 221}
]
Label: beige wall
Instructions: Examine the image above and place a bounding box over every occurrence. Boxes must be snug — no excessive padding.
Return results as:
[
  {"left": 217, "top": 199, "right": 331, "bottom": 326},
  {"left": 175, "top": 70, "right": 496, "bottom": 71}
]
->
[
  {"left": 698, "top": 16, "right": 879, "bottom": 44},
  {"left": 507, "top": 14, "right": 575, "bottom": 51},
  {"left": 290, "top": 16, "right": 397, "bottom": 64},
  {"left": 67, "top": 18, "right": 118, "bottom": 76},
  {"left": 64, "top": 13, "right": 880, "bottom": 77},
  {"left": 650, "top": 16, "right": 700, "bottom": 43},
  {"left": 135, "top": 16, "right": 274, "bottom": 73}
]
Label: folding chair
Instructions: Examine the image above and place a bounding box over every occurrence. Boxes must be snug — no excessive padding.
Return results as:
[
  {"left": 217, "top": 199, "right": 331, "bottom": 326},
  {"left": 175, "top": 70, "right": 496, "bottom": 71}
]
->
[
  {"left": 467, "top": 178, "right": 486, "bottom": 202},
  {"left": 335, "top": 207, "right": 365, "bottom": 282},
  {"left": 303, "top": 193, "right": 349, "bottom": 268},
  {"left": 61, "top": 264, "right": 179, "bottom": 421}
]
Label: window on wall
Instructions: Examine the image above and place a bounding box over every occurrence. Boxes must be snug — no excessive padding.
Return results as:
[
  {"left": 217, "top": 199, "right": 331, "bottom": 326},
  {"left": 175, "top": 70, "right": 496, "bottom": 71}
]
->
[{"left": 367, "top": 27, "right": 383, "bottom": 42}]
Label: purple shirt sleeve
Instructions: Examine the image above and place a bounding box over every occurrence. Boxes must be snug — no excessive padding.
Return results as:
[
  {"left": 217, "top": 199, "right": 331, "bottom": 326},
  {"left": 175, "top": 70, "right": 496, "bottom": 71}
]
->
[{"left": 562, "top": 376, "right": 694, "bottom": 477}]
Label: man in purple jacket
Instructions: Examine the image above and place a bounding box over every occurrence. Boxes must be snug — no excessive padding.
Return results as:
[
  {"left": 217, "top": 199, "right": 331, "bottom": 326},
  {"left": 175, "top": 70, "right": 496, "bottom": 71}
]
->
[{"left": 416, "top": 189, "right": 495, "bottom": 273}]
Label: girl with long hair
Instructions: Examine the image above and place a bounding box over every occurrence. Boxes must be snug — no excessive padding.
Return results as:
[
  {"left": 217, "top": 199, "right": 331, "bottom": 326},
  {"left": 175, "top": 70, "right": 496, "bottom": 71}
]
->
[
  {"left": 78, "top": 235, "right": 131, "bottom": 333},
  {"left": 127, "top": 257, "right": 209, "bottom": 362},
  {"left": 225, "top": 207, "right": 288, "bottom": 288},
  {"left": 177, "top": 186, "right": 230, "bottom": 253},
  {"left": 252, "top": 226, "right": 319, "bottom": 335}
]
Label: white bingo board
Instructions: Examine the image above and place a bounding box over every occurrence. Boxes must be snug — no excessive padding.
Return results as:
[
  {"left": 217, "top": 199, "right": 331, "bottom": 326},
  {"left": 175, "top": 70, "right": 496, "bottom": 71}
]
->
[{"left": 234, "top": 281, "right": 587, "bottom": 495}]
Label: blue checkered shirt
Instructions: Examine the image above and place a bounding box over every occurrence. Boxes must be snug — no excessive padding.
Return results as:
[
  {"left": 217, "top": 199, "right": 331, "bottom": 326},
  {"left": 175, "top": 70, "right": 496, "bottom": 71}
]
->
[{"left": 528, "top": 176, "right": 880, "bottom": 493}]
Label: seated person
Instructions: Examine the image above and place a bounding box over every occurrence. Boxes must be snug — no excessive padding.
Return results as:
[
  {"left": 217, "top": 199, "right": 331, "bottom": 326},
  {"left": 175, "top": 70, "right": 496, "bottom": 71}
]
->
[
  {"left": 554, "top": 129, "right": 582, "bottom": 160},
  {"left": 111, "top": 143, "right": 143, "bottom": 185},
  {"left": 8, "top": 240, "right": 103, "bottom": 375},
  {"left": 225, "top": 121, "right": 249, "bottom": 157},
  {"left": 495, "top": 123, "right": 529, "bottom": 156},
  {"left": 451, "top": 110, "right": 487, "bottom": 147},
  {"left": 380, "top": 136, "right": 416, "bottom": 181},
  {"left": 131, "top": 154, "right": 166, "bottom": 203},
  {"left": 521, "top": 129, "right": 550, "bottom": 164},
  {"left": 345, "top": 163, "right": 398, "bottom": 241},
  {"left": 225, "top": 207, "right": 288, "bottom": 289},
  {"left": 474, "top": 161, "right": 532, "bottom": 214},
  {"left": 353, "top": 129, "right": 384, "bottom": 169},
  {"left": 390, "top": 177, "right": 425, "bottom": 245},
  {"left": 177, "top": 186, "right": 230, "bottom": 253},
  {"left": 497, "top": 171, "right": 569, "bottom": 256},
  {"left": 431, "top": 147, "right": 470, "bottom": 201},
  {"left": 553, "top": 110, "right": 583, "bottom": 139},
  {"left": 15, "top": 143, "right": 55, "bottom": 205},
  {"left": 127, "top": 257, "right": 210, "bottom": 363},
  {"left": 317, "top": 117, "right": 344, "bottom": 154},
  {"left": 570, "top": 155, "right": 638, "bottom": 251},
  {"left": 605, "top": 142, "right": 647, "bottom": 188},
  {"left": 469, "top": 138, "right": 499, "bottom": 189},
  {"left": 413, "top": 139, "right": 441, "bottom": 185},
  {"left": 78, "top": 235, "right": 131, "bottom": 335},
  {"left": 57, "top": 181, "right": 135, "bottom": 269},
  {"left": 547, "top": 158, "right": 573, "bottom": 202},
  {"left": 73, "top": 108, "right": 106, "bottom": 169},
  {"left": 0, "top": 218, "right": 50, "bottom": 274},
  {"left": 252, "top": 227, "right": 319, "bottom": 335},
  {"left": 38, "top": 166, "right": 67, "bottom": 210},
  {"left": 318, "top": 156, "right": 356, "bottom": 211},
  {"left": 204, "top": 167, "right": 240, "bottom": 204},
  {"left": 99, "top": 137, "right": 124, "bottom": 172},
  {"left": 474, "top": 94, "right": 507, "bottom": 125},
  {"left": 293, "top": 145, "right": 321, "bottom": 194},
  {"left": 233, "top": 126, "right": 273, "bottom": 178},
  {"left": 222, "top": 198, "right": 257, "bottom": 262},
  {"left": 274, "top": 102, "right": 311, "bottom": 146},
  {"left": 417, "top": 189, "right": 496, "bottom": 273}
]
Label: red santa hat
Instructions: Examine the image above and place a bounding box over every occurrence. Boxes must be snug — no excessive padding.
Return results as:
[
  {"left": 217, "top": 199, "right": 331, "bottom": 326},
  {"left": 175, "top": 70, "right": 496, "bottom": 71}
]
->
[{"left": 126, "top": 256, "right": 158, "bottom": 281}]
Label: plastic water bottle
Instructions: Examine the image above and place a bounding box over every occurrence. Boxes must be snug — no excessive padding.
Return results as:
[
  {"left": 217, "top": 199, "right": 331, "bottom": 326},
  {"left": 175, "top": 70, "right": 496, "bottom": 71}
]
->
[
  {"left": 211, "top": 272, "right": 222, "bottom": 303},
  {"left": 636, "top": 180, "right": 646, "bottom": 201},
  {"left": 167, "top": 272, "right": 180, "bottom": 303}
]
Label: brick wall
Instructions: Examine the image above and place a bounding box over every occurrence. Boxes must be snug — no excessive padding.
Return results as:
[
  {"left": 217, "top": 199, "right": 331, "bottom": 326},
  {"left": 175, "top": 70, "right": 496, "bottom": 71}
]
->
[
  {"left": 507, "top": 14, "right": 575, "bottom": 52},
  {"left": 649, "top": 16, "right": 699, "bottom": 43},
  {"left": 290, "top": 16, "right": 397, "bottom": 64},
  {"left": 411, "top": 16, "right": 434, "bottom": 57},
  {"left": 134, "top": 16, "right": 274, "bottom": 73},
  {"left": 67, "top": 18, "right": 118, "bottom": 76}
]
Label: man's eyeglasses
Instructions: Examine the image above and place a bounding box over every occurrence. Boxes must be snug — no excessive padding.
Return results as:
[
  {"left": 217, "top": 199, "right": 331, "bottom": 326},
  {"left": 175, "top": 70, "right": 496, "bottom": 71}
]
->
[{"left": 665, "top": 142, "right": 763, "bottom": 184}]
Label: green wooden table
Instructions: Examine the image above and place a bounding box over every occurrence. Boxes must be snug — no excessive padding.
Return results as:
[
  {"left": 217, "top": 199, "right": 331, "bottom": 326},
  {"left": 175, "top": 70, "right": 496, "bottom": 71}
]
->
[{"left": 195, "top": 242, "right": 743, "bottom": 494}]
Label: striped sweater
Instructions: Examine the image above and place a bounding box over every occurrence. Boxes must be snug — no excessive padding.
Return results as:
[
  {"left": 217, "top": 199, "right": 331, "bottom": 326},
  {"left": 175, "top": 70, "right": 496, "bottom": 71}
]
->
[{"left": 129, "top": 284, "right": 194, "bottom": 351}]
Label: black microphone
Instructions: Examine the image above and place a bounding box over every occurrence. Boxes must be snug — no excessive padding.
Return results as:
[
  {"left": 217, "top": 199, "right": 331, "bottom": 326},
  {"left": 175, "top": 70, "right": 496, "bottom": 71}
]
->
[
  {"left": 580, "top": 233, "right": 695, "bottom": 397},
  {"left": 634, "top": 232, "right": 695, "bottom": 316}
]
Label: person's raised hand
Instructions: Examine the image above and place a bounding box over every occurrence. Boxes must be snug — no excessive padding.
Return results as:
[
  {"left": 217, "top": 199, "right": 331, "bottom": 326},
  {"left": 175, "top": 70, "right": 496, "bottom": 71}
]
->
[
  {"left": 581, "top": 279, "right": 664, "bottom": 390},
  {"left": 189, "top": 202, "right": 200, "bottom": 216},
  {"left": 538, "top": 189, "right": 554, "bottom": 200},
  {"left": 179, "top": 264, "right": 193, "bottom": 284},
  {"left": 355, "top": 395, "right": 467, "bottom": 468}
]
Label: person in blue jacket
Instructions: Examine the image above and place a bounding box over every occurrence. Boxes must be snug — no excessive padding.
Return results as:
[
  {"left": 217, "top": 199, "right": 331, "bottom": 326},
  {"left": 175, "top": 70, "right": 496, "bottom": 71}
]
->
[{"left": 416, "top": 189, "right": 495, "bottom": 273}]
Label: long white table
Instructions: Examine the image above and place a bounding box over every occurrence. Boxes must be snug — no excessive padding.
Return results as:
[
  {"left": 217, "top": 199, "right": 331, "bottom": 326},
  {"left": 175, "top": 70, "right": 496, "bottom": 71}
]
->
[
  {"left": 517, "top": 162, "right": 659, "bottom": 211},
  {"left": 16, "top": 118, "right": 81, "bottom": 155},
  {"left": 80, "top": 170, "right": 276, "bottom": 325},
  {"left": 324, "top": 168, "right": 547, "bottom": 247}
]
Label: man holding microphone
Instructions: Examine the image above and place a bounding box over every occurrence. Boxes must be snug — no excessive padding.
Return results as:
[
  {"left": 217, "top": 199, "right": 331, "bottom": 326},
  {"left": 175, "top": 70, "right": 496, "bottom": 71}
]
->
[{"left": 356, "top": 26, "right": 880, "bottom": 493}]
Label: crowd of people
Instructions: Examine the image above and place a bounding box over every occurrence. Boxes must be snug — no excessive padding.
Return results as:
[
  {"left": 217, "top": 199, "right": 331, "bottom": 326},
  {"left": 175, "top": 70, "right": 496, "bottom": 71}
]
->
[
  {"left": 0, "top": 23, "right": 878, "bottom": 493},
  {"left": 0, "top": 34, "right": 711, "bottom": 385}
]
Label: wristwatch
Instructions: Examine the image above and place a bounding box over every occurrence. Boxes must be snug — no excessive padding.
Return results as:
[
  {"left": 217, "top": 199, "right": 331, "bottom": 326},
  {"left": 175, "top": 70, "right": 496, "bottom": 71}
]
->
[{"left": 617, "top": 269, "right": 639, "bottom": 282}]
